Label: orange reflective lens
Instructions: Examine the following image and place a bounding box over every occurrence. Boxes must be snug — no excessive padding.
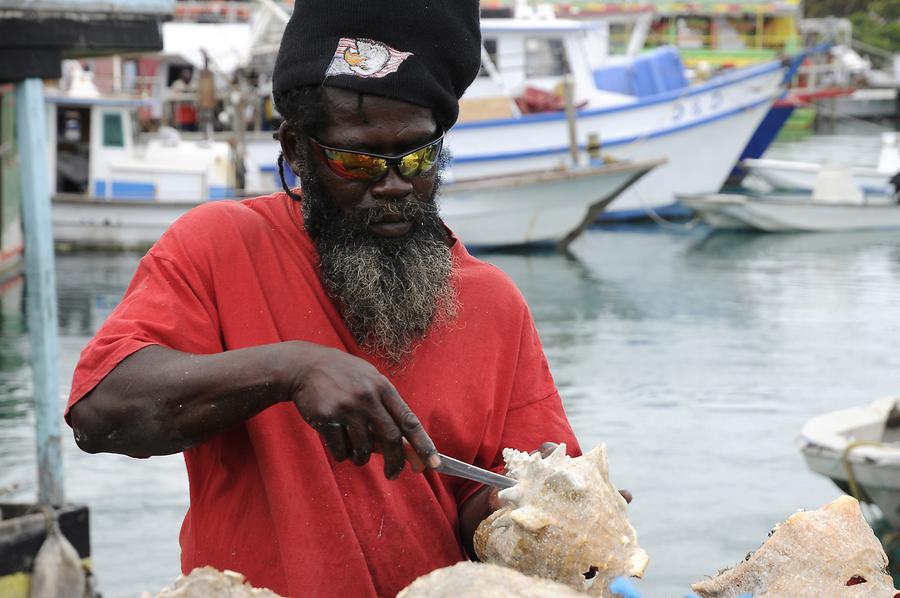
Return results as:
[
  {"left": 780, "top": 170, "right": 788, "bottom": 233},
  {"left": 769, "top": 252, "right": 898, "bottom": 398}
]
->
[{"left": 310, "top": 136, "right": 443, "bottom": 182}]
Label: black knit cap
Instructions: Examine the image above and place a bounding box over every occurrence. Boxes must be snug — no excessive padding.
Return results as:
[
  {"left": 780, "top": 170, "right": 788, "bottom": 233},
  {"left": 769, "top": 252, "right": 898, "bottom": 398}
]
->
[{"left": 272, "top": 0, "right": 482, "bottom": 132}]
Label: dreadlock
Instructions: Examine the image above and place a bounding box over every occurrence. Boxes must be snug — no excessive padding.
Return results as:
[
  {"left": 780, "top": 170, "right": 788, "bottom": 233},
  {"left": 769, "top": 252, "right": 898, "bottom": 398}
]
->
[{"left": 273, "top": 86, "right": 328, "bottom": 201}]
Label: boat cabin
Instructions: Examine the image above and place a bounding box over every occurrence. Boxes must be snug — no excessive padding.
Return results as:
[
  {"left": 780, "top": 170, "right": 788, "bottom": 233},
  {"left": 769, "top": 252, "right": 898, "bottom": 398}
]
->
[
  {"left": 464, "top": 15, "right": 690, "bottom": 119},
  {"left": 46, "top": 64, "right": 235, "bottom": 202}
]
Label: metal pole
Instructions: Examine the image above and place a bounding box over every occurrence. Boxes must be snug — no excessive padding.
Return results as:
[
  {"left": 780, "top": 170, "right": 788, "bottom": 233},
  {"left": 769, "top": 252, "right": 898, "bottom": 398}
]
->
[
  {"left": 563, "top": 75, "right": 579, "bottom": 167},
  {"left": 16, "top": 78, "right": 64, "bottom": 506}
]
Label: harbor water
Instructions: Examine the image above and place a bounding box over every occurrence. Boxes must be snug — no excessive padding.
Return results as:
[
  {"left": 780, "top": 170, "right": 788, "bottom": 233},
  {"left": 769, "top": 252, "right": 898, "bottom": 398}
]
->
[{"left": 2, "top": 131, "right": 899, "bottom": 596}]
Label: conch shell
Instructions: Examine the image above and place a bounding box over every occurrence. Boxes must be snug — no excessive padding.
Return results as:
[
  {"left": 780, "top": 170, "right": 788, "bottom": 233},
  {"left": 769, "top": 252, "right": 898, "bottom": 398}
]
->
[
  {"left": 142, "top": 567, "right": 283, "bottom": 597},
  {"left": 691, "top": 495, "right": 897, "bottom": 598},
  {"left": 474, "top": 443, "right": 648, "bottom": 596},
  {"left": 397, "top": 561, "right": 587, "bottom": 597}
]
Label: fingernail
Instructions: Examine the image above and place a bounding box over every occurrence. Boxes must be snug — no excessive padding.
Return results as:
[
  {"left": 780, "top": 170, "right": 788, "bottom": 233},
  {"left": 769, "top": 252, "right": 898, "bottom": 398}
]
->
[{"left": 428, "top": 454, "right": 441, "bottom": 469}]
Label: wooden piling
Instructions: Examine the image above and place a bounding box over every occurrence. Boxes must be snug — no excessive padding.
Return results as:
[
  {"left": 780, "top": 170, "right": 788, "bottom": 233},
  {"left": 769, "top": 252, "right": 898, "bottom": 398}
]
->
[
  {"left": 15, "top": 78, "right": 64, "bottom": 506},
  {"left": 563, "top": 75, "right": 579, "bottom": 167}
]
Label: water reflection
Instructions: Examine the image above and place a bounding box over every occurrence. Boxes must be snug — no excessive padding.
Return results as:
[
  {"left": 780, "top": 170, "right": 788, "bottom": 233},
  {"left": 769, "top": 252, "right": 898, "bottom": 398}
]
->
[
  {"left": 2, "top": 222, "right": 900, "bottom": 596},
  {"left": 57, "top": 252, "right": 142, "bottom": 337},
  {"left": 483, "top": 250, "right": 646, "bottom": 384}
]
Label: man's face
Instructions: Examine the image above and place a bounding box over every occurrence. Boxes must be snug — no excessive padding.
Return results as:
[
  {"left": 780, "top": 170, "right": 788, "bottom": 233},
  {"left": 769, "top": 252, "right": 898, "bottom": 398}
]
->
[
  {"left": 304, "top": 87, "right": 441, "bottom": 235},
  {"left": 280, "top": 87, "right": 456, "bottom": 363}
]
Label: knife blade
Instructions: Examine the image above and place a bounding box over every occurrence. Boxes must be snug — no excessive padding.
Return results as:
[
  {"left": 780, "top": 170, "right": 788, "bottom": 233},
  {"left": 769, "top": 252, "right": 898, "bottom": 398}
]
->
[{"left": 434, "top": 453, "right": 517, "bottom": 489}]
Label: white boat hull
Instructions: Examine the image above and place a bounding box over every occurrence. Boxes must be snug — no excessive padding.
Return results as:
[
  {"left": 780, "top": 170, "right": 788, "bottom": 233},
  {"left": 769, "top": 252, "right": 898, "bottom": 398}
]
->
[
  {"left": 799, "top": 396, "right": 900, "bottom": 530},
  {"left": 441, "top": 160, "right": 657, "bottom": 247},
  {"left": 743, "top": 158, "right": 893, "bottom": 197},
  {"left": 445, "top": 63, "right": 785, "bottom": 217},
  {"left": 835, "top": 88, "right": 898, "bottom": 120},
  {"left": 53, "top": 160, "right": 658, "bottom": 250},
  {"left": 680, "top": 192, "right": 900, "bottom": 232}
]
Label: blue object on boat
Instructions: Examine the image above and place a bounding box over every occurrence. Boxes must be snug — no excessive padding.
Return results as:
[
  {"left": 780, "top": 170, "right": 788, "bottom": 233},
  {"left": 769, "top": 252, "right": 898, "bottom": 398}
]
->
[
  {"left": 609, "top": 577, "right": 644, "bottom": 598},
  {"left": 728, "top": 45, "right": 832, "bottom": 184},
  {"left": 608, "top": 577, "right": 754, "bottom": 598},
  {"left": 726, "top": 101, "right": 796, "bottom": 184},
  {"left": 593, "top": 46, "right": 689, "bottom": 98},
  {"left": 740, "top": 102, "right": 796, "bottom": 161},
  {"left": 593, "top": 63, "right": 632, "bottom": 96}
]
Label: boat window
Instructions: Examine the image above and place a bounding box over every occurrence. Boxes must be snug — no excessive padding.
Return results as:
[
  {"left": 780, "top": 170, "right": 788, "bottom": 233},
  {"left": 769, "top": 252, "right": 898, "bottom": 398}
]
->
[
  {"left": 56, "top": 106, "right": 91, "bottom": 194},
  {"left": 478, "top": 38, "right": 499, "bottom": 77},
  {"left": 102, "top": 112, "right": 125, "bottom": 148},
  {"left": 525, "top": 37, "right": 568, "bottom": 77},
  {"left": 610, "top": 23, "right": 633, "bottom": 54}
]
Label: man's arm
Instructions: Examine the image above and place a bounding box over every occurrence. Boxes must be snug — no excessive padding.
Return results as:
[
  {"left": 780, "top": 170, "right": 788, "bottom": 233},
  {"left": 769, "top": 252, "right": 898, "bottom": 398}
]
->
[{"left": 69, "top": 342, "right": 440, "bottom": 478}]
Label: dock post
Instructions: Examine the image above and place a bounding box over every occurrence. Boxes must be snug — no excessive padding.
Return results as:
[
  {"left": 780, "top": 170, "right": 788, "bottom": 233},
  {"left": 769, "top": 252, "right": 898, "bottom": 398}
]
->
[
  {"left": 563, "top": 75, "right": 579, "bottom": 167},
  {"left": 16, "top": 78, "right": 64, "bottom": 506}
]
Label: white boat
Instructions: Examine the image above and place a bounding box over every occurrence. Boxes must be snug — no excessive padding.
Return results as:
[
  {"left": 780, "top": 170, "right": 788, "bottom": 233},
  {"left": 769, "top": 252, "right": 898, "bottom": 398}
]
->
[
  {"left": 680, "top": 191, "right": 900, "bottom": 232},
  {"left": 683, "top": 162, "right": 900, "bottom": 232},
  {"left": 742, "top": 132, "right": 900, "bottom": 197},
  {"left": 53, "top": 159, "right": 662, "bottom": 250},
  {"left": 46, "top": 62, "right": 237, "bottom": 202},
  {"left": 835, "top": 88, "right": 899, "bottom": 121},
  {"left": 238, "top": 8, "right": 787, "bottom": 219},
  {"left": 46, "top": 60, "right": 663, "bottom": 249},
  {"left": 439, "top": 159, "right": 661, "bottom": 248},
  {"left": 798, "top": 396, "right": 900, "bottom": 530},
  {"left": 446, "top": 19, "right": 786, "bottom": 219}
]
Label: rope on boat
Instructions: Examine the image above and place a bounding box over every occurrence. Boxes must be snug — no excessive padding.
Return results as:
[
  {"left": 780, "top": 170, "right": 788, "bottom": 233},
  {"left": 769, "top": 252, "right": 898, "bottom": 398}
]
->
[
  {"left": 642, "top": 203, "right": 703, "bottom": 231},
  {"left": 841, "top": 440, "right": 884, "bottom": 503},
  {"left": 841, "top": 441, "right": 900, "bottom": 586}
]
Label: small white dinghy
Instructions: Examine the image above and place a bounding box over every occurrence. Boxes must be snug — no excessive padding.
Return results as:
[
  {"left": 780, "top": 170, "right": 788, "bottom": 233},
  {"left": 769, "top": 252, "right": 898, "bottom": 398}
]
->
[
  {"left": 680, "top": 165, "right": 900, "bottom": 232},
  {"left": 798, "top": 396, "right": 900, "bottom": 531},
  {"left": 742, "top": 131, "right": 900, "bottom": 198}
]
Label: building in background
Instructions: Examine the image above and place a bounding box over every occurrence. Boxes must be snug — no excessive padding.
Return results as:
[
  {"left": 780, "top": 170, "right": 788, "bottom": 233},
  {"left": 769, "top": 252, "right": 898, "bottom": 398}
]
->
[{"left": 481, "top": 1, "right": 802, "bottom": 68}]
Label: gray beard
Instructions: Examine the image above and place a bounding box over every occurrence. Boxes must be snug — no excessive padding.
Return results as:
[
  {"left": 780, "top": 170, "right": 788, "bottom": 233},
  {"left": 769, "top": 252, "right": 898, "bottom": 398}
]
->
[{"left": 298, "top": 157, "right": 457, "bottom": 363}]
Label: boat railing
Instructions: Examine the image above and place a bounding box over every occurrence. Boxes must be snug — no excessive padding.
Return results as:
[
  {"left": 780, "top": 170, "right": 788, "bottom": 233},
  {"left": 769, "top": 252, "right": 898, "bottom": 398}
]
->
[
  {"left": 850, "top": 39, "right": 896, "bottom": 72},
  {"left": 791, "top": 60, "right": 855, "bottom": 94},
  {"left": 645, "top": 30, "right": 795, "bottom": 54}
]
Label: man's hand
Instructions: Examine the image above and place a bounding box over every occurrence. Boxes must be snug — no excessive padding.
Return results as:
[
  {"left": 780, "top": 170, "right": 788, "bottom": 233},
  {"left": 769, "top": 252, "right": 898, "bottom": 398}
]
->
[{"left": 282, "top": 342, "right": 439, "bottom": 479}]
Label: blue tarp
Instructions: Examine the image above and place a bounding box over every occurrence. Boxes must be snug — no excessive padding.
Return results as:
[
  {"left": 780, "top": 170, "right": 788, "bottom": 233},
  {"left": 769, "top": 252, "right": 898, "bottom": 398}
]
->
[{"left": 593, "top": 46, "right": 690, "bottom": 98}]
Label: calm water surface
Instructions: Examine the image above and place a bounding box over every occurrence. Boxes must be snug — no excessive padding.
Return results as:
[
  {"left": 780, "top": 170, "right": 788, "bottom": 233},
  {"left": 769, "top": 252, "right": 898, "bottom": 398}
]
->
[{"left": 2, "top": 134, "right": 899, "bottom": 597}]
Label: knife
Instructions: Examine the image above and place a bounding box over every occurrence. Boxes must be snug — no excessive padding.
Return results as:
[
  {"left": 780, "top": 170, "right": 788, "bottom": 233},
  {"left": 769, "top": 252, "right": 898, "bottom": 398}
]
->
[{"left": 434, "top": 453, "right": 517, "bottom": 489}]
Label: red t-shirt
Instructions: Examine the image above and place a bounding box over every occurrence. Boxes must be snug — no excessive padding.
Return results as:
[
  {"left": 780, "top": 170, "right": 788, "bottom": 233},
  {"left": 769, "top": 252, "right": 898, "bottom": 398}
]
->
[{"left": 66, "top": 192, "right": 580, "bottom": 597}]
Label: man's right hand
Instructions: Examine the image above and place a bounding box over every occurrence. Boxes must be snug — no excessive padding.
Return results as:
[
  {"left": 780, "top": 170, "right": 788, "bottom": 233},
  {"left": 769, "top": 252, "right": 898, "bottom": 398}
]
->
[
  {"left": 281, "top": 342, "right": 440, "bottom": 479},
  {"left": 70, "top": 341, "right": 440, "bottom": 468}
]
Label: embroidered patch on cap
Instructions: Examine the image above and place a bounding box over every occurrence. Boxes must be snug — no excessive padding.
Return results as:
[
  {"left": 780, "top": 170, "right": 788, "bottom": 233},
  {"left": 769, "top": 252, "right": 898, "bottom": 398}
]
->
[{"left": 325, "top": 38, "right": 413, "bottom": 79}]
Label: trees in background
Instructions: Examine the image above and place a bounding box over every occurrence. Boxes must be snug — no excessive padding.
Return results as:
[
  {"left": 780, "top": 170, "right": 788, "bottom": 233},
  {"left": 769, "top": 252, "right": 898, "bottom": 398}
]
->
[{"left": 805, "top": 0, "right": 900, "bottom": 52}]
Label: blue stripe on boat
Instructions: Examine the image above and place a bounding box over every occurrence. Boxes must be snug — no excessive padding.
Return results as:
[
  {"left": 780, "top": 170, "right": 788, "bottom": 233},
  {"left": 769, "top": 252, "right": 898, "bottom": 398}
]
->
[
  {"left": 93, "top": 180, "right": 156, "bottom": 199},
  {"left": 596, "top": 202, "right": 694, "bottom": 222},
  {"left": 453, "top": 61, "right": 783, "bottom": 130},
  {"left": 111, "top": 181, "right": 156, "bottom": 199},
  {"left": 453, "top": 97, "right": 773, "bottom": 164}
]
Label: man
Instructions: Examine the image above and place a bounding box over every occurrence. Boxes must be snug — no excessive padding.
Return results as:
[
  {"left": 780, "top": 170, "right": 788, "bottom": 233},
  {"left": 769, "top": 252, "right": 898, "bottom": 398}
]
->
[
  {"left": 67, "top": 2, "right": 581, "bottom": 596},
  {"left": 169, "top": 67, "right": 198, "bottom": 131}
]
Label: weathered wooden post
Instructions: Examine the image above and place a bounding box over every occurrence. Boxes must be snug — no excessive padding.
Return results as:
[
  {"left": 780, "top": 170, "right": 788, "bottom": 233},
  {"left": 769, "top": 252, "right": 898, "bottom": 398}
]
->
[
  {"left": 562, "top": 74, "right": 579, "bottom": 168},
  {"left": 16, "top": 77, "right": 64, "bottom": 506}
]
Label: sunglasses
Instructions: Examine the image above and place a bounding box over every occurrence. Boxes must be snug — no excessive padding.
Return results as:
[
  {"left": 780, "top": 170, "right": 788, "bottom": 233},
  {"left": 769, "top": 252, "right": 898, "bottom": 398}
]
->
[{"left": 309, "top": 135, "right": 444, "bottom": 183}]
